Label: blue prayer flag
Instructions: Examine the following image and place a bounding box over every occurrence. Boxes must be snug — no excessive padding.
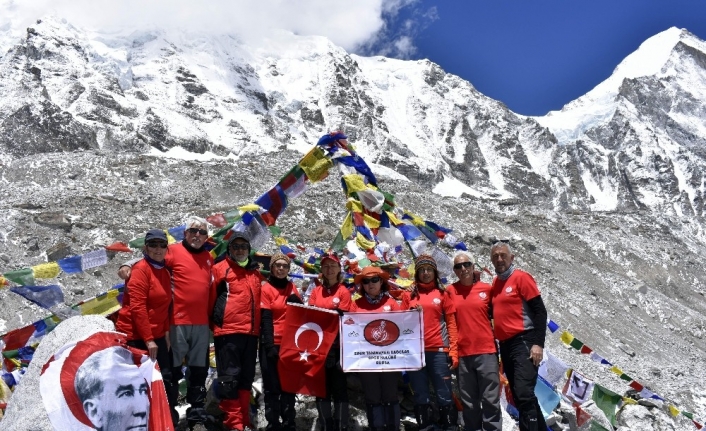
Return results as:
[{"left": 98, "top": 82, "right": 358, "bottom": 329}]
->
[
  {"left": 10, "top": 285, "right": 64, "bottom": 310},
  {"left": 57, "top": 255, "right": 82, "bottom": 274},
  {"left": 547, "top": 320, "right": 560, "bottom": 333},
  {"left": 168, "top": 224, "right": 186, "bottom": 242}
]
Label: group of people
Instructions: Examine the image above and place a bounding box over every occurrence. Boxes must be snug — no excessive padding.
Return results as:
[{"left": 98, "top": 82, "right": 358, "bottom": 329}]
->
[{"left": 113, "top": 215, "right": 548, "bottom": 431}]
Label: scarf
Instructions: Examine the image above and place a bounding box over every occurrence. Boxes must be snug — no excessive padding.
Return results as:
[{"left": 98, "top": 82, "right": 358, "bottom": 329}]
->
[
  {"left": 269, "top": 275, "right": 288, "bottom": 289},
  {"left": 364, "top": 291, "right": 385, "bottom": 305},
  {"left": 497, "top": 263, "right": 516, "bottom": 280},
  {"left": 143, "top": 252, "right": 165, "bottom": 269},
  {"left": 181, "top": 239, "right": 204, "bottom": 254}
]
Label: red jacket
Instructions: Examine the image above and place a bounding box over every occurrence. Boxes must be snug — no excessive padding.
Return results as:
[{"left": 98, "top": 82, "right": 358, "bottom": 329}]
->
[
  {"left": 448, "top": 281, "right": 496, "bottom": 356},
  {"left": 307, "top": 281, "right": 352, "bottom": 311},
  {"left": 210, "top": 257, "right": 265, "bottom": 337},
  {"left": 350, "top": 292, "right": 409, "bottom": 312},
  {"left": 116, "top": 259, "right": 172, "bottom": 342}
]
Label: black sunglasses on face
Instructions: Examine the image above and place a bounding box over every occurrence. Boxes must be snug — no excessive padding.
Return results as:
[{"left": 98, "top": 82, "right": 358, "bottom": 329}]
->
[
  {"left": 361, "top": 276, "right": 381, "bottom": 285},
  {"left": 230, "top": 243, "right": 249, "bottom": 250},
  {"left": 146, "top": 242, "right": 168, "bottom": 249},
  {"left": 186, "top": 228, "right": 208, "bottom": 235},
  {"left": 453, "top": 262, "right": 473, "bottom": 270}
]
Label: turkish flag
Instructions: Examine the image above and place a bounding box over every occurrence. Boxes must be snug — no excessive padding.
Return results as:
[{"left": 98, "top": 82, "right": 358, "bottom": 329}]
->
[{"left": 278, "top": 303, "right": 340, "bottom": 398}]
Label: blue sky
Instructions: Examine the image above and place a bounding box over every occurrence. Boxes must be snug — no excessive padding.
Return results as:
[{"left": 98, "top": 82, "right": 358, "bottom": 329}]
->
[{"left": 370, "top": 1, "right": 706, "bottom": 116}]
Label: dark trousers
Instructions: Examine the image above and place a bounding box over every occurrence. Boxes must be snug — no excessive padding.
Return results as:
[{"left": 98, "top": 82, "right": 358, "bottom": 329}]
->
[
  {"left": 213, "top": 333, "right": 258, "bottom": 394},
  {"left": 499, "top": 335, "right": 547, "bottom": 431},
  {"left": 318, "top": 345, "right": 349, "bottom": 402},
  {"left": 127, "top": 337, "right": 178, "bottom": 424},
  {"left": 259, "top": 344, "right": 296, "bottom": 430}
]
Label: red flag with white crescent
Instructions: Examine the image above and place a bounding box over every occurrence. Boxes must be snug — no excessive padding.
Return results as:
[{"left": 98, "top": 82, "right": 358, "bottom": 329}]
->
[{"left": 277, "top": 304, "right": 339, "bottom": 398}]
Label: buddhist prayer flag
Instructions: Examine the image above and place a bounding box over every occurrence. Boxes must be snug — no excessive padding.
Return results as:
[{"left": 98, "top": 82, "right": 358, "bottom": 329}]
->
[
  {"left": 3, "top": 268, "right": 35, "bottom": 286},
  {"left": 547, "top": 320, "right": 560, "bottom": 333},
  {"left": 278, "top": 304, "right": 340, "bottom": 398},
  {"left": 563, "top": 369, "right": 594, "bottom": 404},
  {"left": 57, "top": 256, "right": 82, "bottom": 274},
  {"left": 539, "top": 350, "right": 570, "bottom": 387},
  {"left": 80, "top": 249, "right": 108, "bottom": 271},
  {"left": 592, "top": 384, "right": 621, "bottom": 426},
  {"left": 535, "top": 376, "right": 560, "bottom": 419},
  {"left": 10, "top": 285, "right": 64, "bottom": 310},
  {"left": 32, "top": 262, "right": 60, "bottom": 279},
  {"left": 255, "top": 185, "right": 288, "bottom": 226},
  {"left": 104, "top": 242, "right": 132, "bottom": 253}
]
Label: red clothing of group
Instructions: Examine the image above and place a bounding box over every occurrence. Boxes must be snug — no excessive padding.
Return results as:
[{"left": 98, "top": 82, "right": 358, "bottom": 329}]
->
[
  {"left": 350, "top": 291, "right": 409, "bottom": 312},
  {"left": 408, "top": 285, "right": 456, "bottom": 350},
  {"left": 210, "top": 257, "right": 265, "bottom": 337},
  {"left": 448, "top": 281, "right": 496, "bottom": 357},
  {"left": 165, "top": 242, "right": 213, "bottom": 325},
  {"left": 307, "top": 281, "right": 352, "bottom": 311},
  {"left": 490, "top": 269, "right": 541, "bottom": 342},
  {"left": 260, "top": 280, "right": 300, "bottom": 345},
  {"left": 116, "top": 259, "right": 172, "bottom": 342}
]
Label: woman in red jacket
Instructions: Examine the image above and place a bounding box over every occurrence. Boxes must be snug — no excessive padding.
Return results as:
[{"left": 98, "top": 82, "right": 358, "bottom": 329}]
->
[
  {"left": 350, "top": 266, "right": 408, "bottom": 431},
  {"left": 407, "top": 254, "right": 459, "bottom": 431},
  {"left": 306, "top": 251, "right": 351, "bottom": 431},
  {"left": 115, "top": 228, "right": 178, "bottom": 426},
  {"left": 260, "top": 252, "right": 301, "bottom": 431},
  {"left": 210, "top": 232, "right": 265, "bottom": 431}
]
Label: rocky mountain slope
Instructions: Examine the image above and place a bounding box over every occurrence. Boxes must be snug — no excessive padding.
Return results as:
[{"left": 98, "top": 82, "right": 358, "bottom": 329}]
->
[{"left": 1, "top": 16, "right": 705, "bottom": 429}]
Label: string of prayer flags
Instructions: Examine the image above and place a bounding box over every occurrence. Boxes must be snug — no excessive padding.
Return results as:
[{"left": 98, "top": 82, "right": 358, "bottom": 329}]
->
[
  {"left": 279, "top": 165, "right": 308, "bottom": 199},
  {"left": 575, "top": 404, "right": 593, "bottom": 427},
  {"left": 9, "top": 285, "right": 64, "bottom": 310},
  {"left": 2, "top": 268, "right": 34, "bottom": 286},
  {"left": 299, "top": 146, "right": 333, "bottom": 183},
  {"left": 547, "top": 320, "right": 560, "bottom": 333},
  {"left": 255, "top": 184, "right": 288, "bottom": 226}
]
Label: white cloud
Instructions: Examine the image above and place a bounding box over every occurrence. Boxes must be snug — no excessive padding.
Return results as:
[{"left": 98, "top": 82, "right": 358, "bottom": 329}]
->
[{"left": 1, "top": 0, "right": 435, "bottom": 59}]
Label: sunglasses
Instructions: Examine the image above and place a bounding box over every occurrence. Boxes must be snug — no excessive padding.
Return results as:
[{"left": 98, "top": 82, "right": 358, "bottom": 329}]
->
[
  {"left": 230, "top": 243, "right": 249, "bottom": 250},
  {"left": 361, "top": 276, "right": 381, "bottom": 285},
  {"left": 146, "top": 242, "right": 168, "bottom": 249},
  {"left": 453, "top": 262, "right": 473, "bottom": 270},
  {"left": 186, "top": 228, "right": 208, "bottom": 236}
]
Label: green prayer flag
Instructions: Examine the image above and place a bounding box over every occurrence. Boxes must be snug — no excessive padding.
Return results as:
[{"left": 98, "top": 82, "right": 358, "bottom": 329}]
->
[
  {"left": 268, "top": 225, "right": 282, "bottom": 237},
  {"left": 382, "top": 191, "right": 395, "bottom": 211},
  {"left": 619, "top": 373, "right": 633, "bottom": 382},
  {"left": 3, "top": 267, "right": 35, "bottom": 286},
  {"left": 570, "top": 337, "right": 584, "bottom": 350},
  {"left": 682, "top": 411, "right": 694, "bottom": 420},
  {"left": 592, "top": 384, "right": 621, "bottom": 426},
  {"left": 129, "top": 237, "right": 145, "bottom": 249},
  {"left": 210, "top": 242, "right": 228, "bottom": 260},
  {"left": 330, "top": 231, "right": 346, "bottom": 252},
  {"left": 211, "top": 222, "right": 236, "bottom": 241}
]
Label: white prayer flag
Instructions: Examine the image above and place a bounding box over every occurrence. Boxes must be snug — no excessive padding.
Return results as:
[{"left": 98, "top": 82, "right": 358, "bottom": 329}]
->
[{"left": 80, "top": 249, "right": 108, "bottom": 271}]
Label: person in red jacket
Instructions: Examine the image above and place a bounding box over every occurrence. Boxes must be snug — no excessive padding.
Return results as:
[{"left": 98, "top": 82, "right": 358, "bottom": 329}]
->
[
  {"left": 115, "top": 228, "right": 178, "bottom": 426},
  {"left": 210, "top": 232, "right": 265, "bottom": 431},
  {"left": 119, "top": 216, "right": 214, "bottom": 431},
  {"left": 490, "top": 242, "right": 547, "bottom": 431},
  {"left": 306, "top": 251, "right": 351, "bottom": 431},
  {"left": 407, "top": 254, "right": 459, "bottom": 431},
  {"left": 259, "top": 252, "right": 301, "bottom": 431},
  {"left": 448, "top": 251, "right": 501, "bottom": 431},
  {"left": 350, "top": 266, "right": 408, "bottom": 431}
]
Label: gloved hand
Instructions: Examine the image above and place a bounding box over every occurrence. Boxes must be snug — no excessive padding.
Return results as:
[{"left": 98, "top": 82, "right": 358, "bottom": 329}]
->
[{"left": 286, "top": 294, "right": 303, "bottom": 304}]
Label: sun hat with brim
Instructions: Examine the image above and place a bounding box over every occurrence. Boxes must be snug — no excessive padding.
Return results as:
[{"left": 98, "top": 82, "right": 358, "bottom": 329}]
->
[{"left": 354, "top": 266, "right": 390, "bottom": 285}]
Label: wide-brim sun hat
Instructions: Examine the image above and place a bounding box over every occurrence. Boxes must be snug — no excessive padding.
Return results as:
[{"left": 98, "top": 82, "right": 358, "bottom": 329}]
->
[{"left": 354, "top": 266, "right": 390, "bottom": 286}]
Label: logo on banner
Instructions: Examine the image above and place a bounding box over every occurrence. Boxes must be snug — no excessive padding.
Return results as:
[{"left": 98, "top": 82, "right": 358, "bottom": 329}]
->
[
  {"left": 364, "top": 319, "right": 400, "bottom": 347},
  {"left": 343, "top": 317, "right": 355, "bottom": 325}
]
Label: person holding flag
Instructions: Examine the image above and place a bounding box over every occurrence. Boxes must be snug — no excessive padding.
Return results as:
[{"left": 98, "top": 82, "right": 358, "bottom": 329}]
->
[
  {"left": 260, "top": 252, "right": 302, "bottom": 431},
  {"left": 350, "top": 266, "right": 409, "bottom": 431},
  {"left": 408, "top": 254, "right": 459, "bottom": 431},
  {"left": 210, "top": 232, "right": 265, "bottom": 431},
  {"left": 306, "top": 251, "right": 352, "bottom": 431}
]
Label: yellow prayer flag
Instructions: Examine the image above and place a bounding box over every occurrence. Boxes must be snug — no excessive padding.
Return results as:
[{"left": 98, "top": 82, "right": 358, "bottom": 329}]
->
[
  {"left": 239, "top": 204, "right": 261, "bottom": 213},
  {"left": 559, "top": 331, "right": 574, "bottom": 346},
  {"left": 166, "top": 232, "right": 177, "bottom": 244},
  {"left": 342, "top": 174, "right": 367, "bottom": 195},
  {"left": 386, "top": 211, "right": 403, "bottom": 226},
  {"left": 0, "top": 276, "right": 8, "bottom": 286},
  {"left": 404, "top": 211, "right": 425, "bottom": 226},
  {"left": 668, "top": 405, "right": 680, "bottom": 417},
  {"left": 610, "top": 366, "right": 624, "bottom": 376},
  {"left": 356, "top": 232, "right": 377, "bottom": 251},
  {"left": 299, "top": 147, "right": 333, "bottom": 183},
  {"left": 621, "top": 397, "right": 638, "bottom": 405},
  {"left": 79, "top": 289, "right": 122, "bottom": 316},
  {"left": 274, "top": 237, "right": 288, "bottom": 246},
  {"left": 346, "top": 199, "right": 363, "bottom": 213},
  {"left": 32, "top": 262, "right": 61, "bottom": 279},
  {"left": 340, "top": 213, "right": 354, "bottom": 239},
  {"left": 394, "top": 278, "right": 414, "bottom": 288},
  {"left": 363, "top": 213, "right": 381, "bottom": 229}
]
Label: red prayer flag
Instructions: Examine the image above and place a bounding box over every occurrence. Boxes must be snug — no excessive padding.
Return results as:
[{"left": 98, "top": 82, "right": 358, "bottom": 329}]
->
[
  {"left": 207, "top": 213, "right": 228, "bottom": 228},
  {"left": 629, "top": 380, "right": 644, "bottom": 391},
  {"left": 277, "top": 304, "right": 340, "bottom": 398},
  {"left": 575, "top": 404, "right": 592, "bottom": 427},
  {"left": 104, "top": 242, "right": 132, "bottom": 252},
  {"left": 580, "top": 345, "right": 593, "bottom": 354}
]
